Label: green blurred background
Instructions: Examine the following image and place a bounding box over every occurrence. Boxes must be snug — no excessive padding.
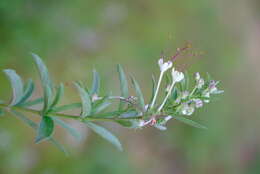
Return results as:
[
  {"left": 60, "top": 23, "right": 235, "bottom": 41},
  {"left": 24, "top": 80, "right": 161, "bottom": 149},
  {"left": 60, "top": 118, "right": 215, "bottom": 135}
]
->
[{"left": 0, "top": 0, "right": 259, "bottom": 173}]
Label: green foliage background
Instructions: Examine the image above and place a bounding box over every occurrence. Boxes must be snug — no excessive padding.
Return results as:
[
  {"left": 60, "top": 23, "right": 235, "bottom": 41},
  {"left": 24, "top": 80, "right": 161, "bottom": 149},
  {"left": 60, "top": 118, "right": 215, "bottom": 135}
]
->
[{"left": 0, "top": 0, "right": 259, "bottom": 173}]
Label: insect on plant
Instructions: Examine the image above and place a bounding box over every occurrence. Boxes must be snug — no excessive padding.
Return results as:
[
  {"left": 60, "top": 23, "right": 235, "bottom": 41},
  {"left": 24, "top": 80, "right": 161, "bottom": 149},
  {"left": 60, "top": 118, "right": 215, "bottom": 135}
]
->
[{"left": 0, "top": 47, "right": 223, "bottom": 154}]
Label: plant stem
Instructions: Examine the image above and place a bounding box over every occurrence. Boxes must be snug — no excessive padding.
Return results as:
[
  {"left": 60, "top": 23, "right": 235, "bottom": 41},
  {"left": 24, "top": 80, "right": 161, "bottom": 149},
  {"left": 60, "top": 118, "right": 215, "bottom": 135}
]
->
[
  {"left": 189, "top": 86, "right": 197, "bottom": 96},
  {"left": 0, "top": 103, "right": 142, "bottom": 122},
  {"left": 157, "top": 81, "right": 175, "bottom": 112},
  {"left": 150, "top": 71, "right": 164, "bottom": 109}
]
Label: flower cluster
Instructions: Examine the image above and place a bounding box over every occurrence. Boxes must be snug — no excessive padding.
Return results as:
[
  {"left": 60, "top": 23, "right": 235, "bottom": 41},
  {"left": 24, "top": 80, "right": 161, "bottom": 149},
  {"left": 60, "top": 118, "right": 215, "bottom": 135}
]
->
[{"left": 136, "top": 58, "right": 223, "bottom": 130}]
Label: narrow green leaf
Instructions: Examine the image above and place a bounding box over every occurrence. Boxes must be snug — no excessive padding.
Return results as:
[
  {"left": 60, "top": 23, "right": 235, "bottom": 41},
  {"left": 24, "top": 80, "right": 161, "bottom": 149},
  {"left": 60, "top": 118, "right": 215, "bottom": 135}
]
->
[
  {"left": 20, "top": 98, "right": 43, "bottom": 107},
  {"left": 35, "top": 116, "right": 54, "bottom": 143},
  {"left": 31, "top": 53, "right": 52, "bottom": 89},
  {"left": 116, "top": 120, "right": 133, "bottom": 127},
  {"left": 92, "top": 97, "right": 111, "bottom": 114},
  {"left": 116, "top": 119, "right": 142, "bottom": 129},
  {"left": 171, "top": 87, "right": 179, "bottom": 101},
  {"left": 92, "top": 101, "right": 111, "bottom": 114},
  {"left": 74, "top": 82, "right": 91, "bottom": 117},
  {"left": 12, "top": 110, "right": 38, "bottom": 129},
  {"left": 16, "top": 79, "right": 35, "bottom": 106},
  {"left": 11, "top": 110, "right": 68, "bottom": 155},
  {"left": 131, "top": 76, "right": 145, "bottom": 110},
  {"left": 117, "top": 64, "right": 129, "bottom": 110},
  {"left": 50, "top": 83, "right": 64, "bottom": 108},
  {"left": 184, "top": 71, "right": 189, "bottom": 90},
  {"left": 90, "top": 69, "right": 100, "bottom": 95},
  {"left": 50, "top": 103, "right": 81, "bottom": 113},
  {"left": 43, "top": 85, "right": 53, "bottom": 112},
  {"left": 3, "top": 69, "right": 24, "bottom": 106},
  {"left": 119, "top": 110, "right": 138, "bottom": 118},
  {"left": 32, "top": 53, "right": 53, "bottom": 112},
  {"left": 83, "top": 121, "right": 123, "bottom": 151},
  {"left": 171, "top": 115, "right": 208, "bottom": 129},
  {"left": 179, "top": 71, "right": 189, "bottom": 91},
  {"left": 52, "top": 117, "right": 81, "bottom": 141}
]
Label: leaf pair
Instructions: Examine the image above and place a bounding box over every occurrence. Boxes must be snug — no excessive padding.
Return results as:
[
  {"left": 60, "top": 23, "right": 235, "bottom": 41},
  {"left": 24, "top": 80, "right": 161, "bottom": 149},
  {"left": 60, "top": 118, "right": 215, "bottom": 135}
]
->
[{"left": 11, "top": 110, "right": 68, "bottom": 155}]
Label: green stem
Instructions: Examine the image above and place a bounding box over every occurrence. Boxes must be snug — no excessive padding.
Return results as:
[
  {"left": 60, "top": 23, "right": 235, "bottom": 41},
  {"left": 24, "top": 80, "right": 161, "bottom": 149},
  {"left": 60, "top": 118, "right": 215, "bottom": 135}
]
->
[
  {"left": 189, "top": 86, "right": 197, "bottom": 96},
  {"left": 0, "top": 103, "right": 142, "bottom": 121},
  {"left": 157, "top": 81, "right": 176, "bottom": 112},
  {"left": 150, "top": 71, "right": 164, "bottom": 109}
]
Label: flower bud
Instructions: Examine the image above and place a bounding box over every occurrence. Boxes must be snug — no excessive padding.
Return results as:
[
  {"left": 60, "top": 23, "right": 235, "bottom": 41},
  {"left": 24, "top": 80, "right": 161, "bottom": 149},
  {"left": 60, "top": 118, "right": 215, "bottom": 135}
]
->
[
  {"left": 171, "top": 68, "right": 184, "bottom": 83},
  {"left": 158, "top": 58, "right": 172, "bottom": 72}
]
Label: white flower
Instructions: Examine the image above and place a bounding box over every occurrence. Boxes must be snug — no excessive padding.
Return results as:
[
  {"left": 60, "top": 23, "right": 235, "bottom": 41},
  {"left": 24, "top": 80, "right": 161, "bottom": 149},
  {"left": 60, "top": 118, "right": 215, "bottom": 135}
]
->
[
  {"left": 158, "top": 58, "right": 172, "bottom": 72},
  {"left": 181, "top": 103, "right": 195, "bottom": 116},
  {"left": 171, "top": 68, "right": 184, "bottom": 83}
]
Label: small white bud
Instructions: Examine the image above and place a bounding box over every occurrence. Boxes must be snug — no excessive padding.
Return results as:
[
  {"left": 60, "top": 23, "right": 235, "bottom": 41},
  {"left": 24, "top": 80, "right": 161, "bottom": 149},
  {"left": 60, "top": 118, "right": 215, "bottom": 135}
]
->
[
  {"left": 171, "top": 68, "right": 184, "bottom": 83},
  {"left": 158, "top": 58, "right": 173, "bottom": 72}
]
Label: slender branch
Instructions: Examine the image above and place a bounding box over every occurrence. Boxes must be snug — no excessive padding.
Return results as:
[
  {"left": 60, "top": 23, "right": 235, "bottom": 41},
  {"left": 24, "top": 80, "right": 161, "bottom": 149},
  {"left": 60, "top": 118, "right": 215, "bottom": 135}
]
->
[
  {"left": 150, "top": 71, "right": 164, "bottom": 109},
  {"left": 157, "top": 81, "right": 176, "bottom": 112},
  {"left": 0, "top": 103, "right": 142, "bottom": 121}
]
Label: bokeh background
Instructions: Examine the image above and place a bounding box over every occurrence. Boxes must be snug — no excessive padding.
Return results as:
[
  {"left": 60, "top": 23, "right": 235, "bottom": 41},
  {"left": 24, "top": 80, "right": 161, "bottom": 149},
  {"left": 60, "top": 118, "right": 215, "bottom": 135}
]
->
[{"left": 0, "top": 0, "right": 260, "bottom": 174}]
